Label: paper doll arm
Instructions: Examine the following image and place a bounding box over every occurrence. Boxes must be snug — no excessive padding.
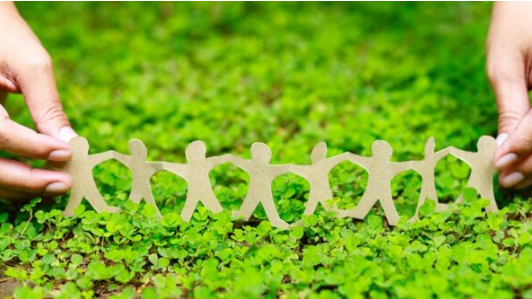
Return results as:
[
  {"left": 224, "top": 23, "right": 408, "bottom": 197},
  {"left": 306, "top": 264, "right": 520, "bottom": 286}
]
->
[
  {"left": 89, "top": 151, "right": 115, "bottom": 165},
  {"left": 433, "top": 147, "right": 451, "bottom": 160},
  {"left": 409, "top": 160, "right": 423, "bottom": 172},
  {"left": 325, "top": 153, "right": 350, "bottom": 169},
  {"left": 112, "top": 151, "right": 132, "bottom": 166},
  {"left": 289, "top": 165, "right": 308, "bottom": 176},
  {"left": 346, "top": 153, "right": 370, "bottom": 170},
  {"left": 272, "top": 165, "right": 291, "bottom": 176},
  {"left": 208, "top": 154, "right": 234, "bottom": 168},
  {"left": 228, "top": 156, "right": 251, "bottom": 172},
  {"left": 147, "top": 161, "right": 165, "bottom": 172},
  {"left": 392, "top": 161, "right": 413, "bottom": 173},
  {"left": 162, "top": 162, "right": 188, "bottom": 177},
  {"left": 450, "top": 147, "right": 474, "bottom": 162}
]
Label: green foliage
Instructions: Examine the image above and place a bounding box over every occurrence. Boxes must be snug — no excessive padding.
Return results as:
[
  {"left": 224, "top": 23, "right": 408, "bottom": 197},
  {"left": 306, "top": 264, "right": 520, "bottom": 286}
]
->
[{"left": 1, "top": 2, "right": 528, "bottom": 298}]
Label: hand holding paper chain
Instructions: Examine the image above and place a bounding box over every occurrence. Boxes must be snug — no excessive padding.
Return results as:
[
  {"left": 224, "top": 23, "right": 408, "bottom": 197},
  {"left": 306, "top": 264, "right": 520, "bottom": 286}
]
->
[{"left": 61, "top": 136, "right": 498, "bottom": 228}]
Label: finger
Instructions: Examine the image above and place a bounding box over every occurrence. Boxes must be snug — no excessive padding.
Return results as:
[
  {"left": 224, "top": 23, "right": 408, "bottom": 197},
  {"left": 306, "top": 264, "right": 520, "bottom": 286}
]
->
[
  {"left": 487, "top": 52, "right": 530, "bottom": 151},
  {"left": 498, "top": 153, "right": 532, "bottom": 188},
  {"left": 0, "top": 76, "right": 19, "bottom": 94},
  {"left": 494, "top": 109, "right": 532, "bottom": 170},
  {"left": 0, "top": 106, "right": 72, "bottom": 161},
  {"left": 15, "top": 54, "right": 77, "bottom": 142},
  {"left": 0, "top": 157, "right": 71, "bottom": 195}
]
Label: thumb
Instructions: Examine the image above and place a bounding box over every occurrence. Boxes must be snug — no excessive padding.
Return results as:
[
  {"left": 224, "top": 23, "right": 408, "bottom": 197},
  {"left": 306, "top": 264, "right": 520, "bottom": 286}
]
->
[
  {"left": 488, "top": 57, "right": 530, "bottom": 143},
  {"left": 495, "top": 110, "right": 532, "bottom": 168},
  {"left": 487, "top": 55, "right": 531, "bottom": 169},
  {"left": 15, "top": 55, "right": 77, "bottom": 143}
]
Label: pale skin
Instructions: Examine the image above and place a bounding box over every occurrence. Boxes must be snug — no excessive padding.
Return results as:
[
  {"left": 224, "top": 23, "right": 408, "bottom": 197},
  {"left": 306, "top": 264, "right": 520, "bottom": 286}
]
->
[
  {"left": 0, "top": 2, "right": 77, "bottom": 200},
  {"left": 488, "top": 2, "right": 532, "bottom": 189}
]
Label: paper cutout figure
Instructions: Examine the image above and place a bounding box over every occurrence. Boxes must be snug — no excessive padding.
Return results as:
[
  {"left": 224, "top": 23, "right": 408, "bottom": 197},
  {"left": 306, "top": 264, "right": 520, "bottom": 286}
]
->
[
  {"left": 447, "top": 136, "right": 498, "bottom": 212},
  {"left": 163, "top": 141, "right": 232, "bottom": 221},
  {"left": 112, "top": 139, "right": 164, "bottom": 218},
  {"left": 290, "top": 142, "right": 349, "bottom": 215},
  {"left": 230, "top": 143, "right": 291, "bottom": 229},
  {"left": 409, "top": 137, "right": 450, "bottom": 222},
  {"left": 337, "top": 141, "right": 412, "bottom": 226},
  {"left": 61, "top": 136, "right": 499, "bottom": 229},
  {"left": 62, "top": 137, "right": 120, "bottom": 217}
]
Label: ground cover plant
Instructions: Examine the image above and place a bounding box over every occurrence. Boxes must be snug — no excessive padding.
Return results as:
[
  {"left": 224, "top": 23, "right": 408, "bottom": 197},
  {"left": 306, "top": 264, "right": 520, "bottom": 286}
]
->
[{"left": 1, "top": 2, "right": 530, "bottom": 298}]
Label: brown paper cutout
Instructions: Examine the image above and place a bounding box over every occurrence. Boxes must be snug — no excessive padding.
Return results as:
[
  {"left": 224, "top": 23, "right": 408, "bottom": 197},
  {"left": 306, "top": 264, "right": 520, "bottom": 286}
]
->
[
  {"left": 62, "top": 137, "right": 121, "bottom": 216},
  {"left": 336, "top": 141, "right": 412, "bottom": 226},
  {"left": 444, "top": 136, "right": 498, "bottom": 212},
  {"left": 290, "top": 142, "right": 349, "bottom": 216},
  {"left": 112, "top": 139, "right": 164, "bottom": 219},
  {"left": 61, "top": 136, "right": 499, "bottom": 229},
  {"left": 230, "top": 143, "right": 291, "bottom": 229},
  {"left": 409, "top": 137, "right": 450, "bottom": 222},
  {"left": 163, "top": 141, "right": 232, "bottom": 222}
]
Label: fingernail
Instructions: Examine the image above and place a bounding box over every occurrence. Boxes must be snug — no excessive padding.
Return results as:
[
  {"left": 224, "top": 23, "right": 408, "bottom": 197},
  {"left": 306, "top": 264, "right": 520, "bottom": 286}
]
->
[
  {"left": 495, "top": 153, "right": 518, "bottom": 169},
  {"left": 496, "top": 133, "right": 508, "bottom": 146},
  {"left": 48, "top": 149, "right": 72, "bottom": 161},
  {"left": 44, "top": 182, "right": 69, "bottom": 196},
  {"left": 59, "top": 127, "right": 78, "bottom": 143},
  {"left": 502, "top": 172, "right": 525, "bottom": 188}
]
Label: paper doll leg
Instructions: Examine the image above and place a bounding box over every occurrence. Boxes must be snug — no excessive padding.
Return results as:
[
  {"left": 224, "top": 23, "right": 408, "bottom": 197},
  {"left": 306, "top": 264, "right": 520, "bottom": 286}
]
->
[
  {"left": 303, "top": 198, "right": 320, "bottom": 215},
  {"left": 337, "top": 192, "right": 375, "bottom": 220},
  {"left": 129, "top": 187, "right": 143, "bottom": 204},
  {"left": 62, "top": 188, "right": 83, "bottom": 217},
  {"left": 380, "top": 196, "right": 399, "bottom": 226},
  {"left": 180, "top": 195, "right": 200, "bottom": 222},
  {"left": 304, "top": 189, "right": 334, "bottom": 215},
  {"left": 409, "top": 187, "right": 435, "bottom": 223},
  {"left": 435, "top": 202, "right": 451, "bottom": 212},
  {"left": 143, "top": 191, "right": 162, "bottom": 219},
  {"left": 233, "top": 195, "right": 259, "bottom": 221},
  {"left": 261, "top": 199, "right": 290, "bottom": 229},
  {"left": 201, "top": 191, "right": 223, "bottom": 214},
  {"left": 85, "top": 183, "right": 120, "bottom": 214},
  {"left": 478, "top": 186, "right": 498, "bottom": 213},
  {"left": 483, "top": 194, "right": 499, "bottom": 213}
]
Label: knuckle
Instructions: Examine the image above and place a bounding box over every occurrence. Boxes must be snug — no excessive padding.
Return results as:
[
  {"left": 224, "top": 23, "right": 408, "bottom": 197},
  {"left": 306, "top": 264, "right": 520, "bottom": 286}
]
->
[
  {"left": 0, "top": 116, "right": 11, "bottom": 148},
  {"left": 498, "top": 110, "right": 523, "bottom": 130},
  {"left": 36, "top": 103, "right": 68, "bottom": 132},
  {"left": 25, "top": 52, "right": 53, "bottom": 72},
  {"left": 510, "top": 134, "right": 532, "bottom": 155},
  {"left": 487, "top": 62, "right": 520, "bottom": 86},
  {"left": 22, "top": 168, "right": 45, "bottom": 192},
  {"left": 516, "top": 159, "right": 532, "bottom": 176}
]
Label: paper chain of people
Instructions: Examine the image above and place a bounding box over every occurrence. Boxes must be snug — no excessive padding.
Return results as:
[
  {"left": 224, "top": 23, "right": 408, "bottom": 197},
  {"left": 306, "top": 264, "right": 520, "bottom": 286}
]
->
[{"left": 61, "top": 136, "right": 498, "bottom": 229}]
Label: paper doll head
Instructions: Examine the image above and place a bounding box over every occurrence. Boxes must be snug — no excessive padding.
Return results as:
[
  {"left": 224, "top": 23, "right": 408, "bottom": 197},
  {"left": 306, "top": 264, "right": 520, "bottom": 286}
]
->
[
  {"left": 478, "top": 135, "right": 497, "bottom": 156},
  {"left": 185, "top": 141, "right": 207, "bottom": 162},
  {"left": 129, "top": 139, "right": 147, "bottom": 159},
  {"left": 251, "top": 142, "right": 272, "bottom": 164},
  {"left": 372, "top": 140, "right": 392, "bottom": 160},
  {"left": 70, "top": 136, "right": 89, "bottom": 155},
  {"left": 425, "top": 137, "right": 435, "bottom": 157},
  {"left": 311, "top": 142, "right": 327, "bottom": 164}
]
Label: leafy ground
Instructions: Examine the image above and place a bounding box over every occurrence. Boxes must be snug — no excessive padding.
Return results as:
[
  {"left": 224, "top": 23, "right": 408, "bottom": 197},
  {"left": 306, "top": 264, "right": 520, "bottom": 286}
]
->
[{"left": 1, "top": 2, "right": 531, "bottom": 299}]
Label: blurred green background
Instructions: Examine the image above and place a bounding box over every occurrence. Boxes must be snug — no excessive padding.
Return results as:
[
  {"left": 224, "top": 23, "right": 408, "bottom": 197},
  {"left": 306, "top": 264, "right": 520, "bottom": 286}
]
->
[{"left": 13, "top": 2, "right": 496, "bottom": 157}]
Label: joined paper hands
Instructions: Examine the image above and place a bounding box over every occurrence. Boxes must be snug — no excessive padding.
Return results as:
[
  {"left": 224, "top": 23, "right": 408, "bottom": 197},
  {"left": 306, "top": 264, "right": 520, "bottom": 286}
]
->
[{"left": 61, "top": 136, "right": 498, "bottom": 229}]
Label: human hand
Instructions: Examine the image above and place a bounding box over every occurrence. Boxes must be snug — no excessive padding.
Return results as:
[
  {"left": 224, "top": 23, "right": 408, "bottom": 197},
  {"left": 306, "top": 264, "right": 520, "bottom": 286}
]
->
[
  {"left": 487, "top": 2, "right": 532, "bottom": 189},
  {"left": 0, "top": 2, "right": 77, "bottom": 199}
]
